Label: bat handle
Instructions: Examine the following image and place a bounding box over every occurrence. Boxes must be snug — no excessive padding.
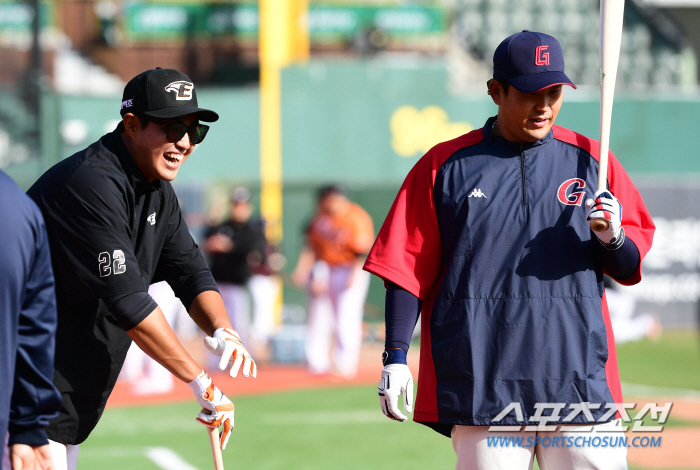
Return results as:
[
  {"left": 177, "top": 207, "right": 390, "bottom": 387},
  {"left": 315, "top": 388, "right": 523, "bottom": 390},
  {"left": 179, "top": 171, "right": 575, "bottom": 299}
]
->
[
  {"left": 589, "top": 218, "right": 610, "bottom": 233},
  {"left": 207, "top": 425, "right": 225, "bottom": 470}
]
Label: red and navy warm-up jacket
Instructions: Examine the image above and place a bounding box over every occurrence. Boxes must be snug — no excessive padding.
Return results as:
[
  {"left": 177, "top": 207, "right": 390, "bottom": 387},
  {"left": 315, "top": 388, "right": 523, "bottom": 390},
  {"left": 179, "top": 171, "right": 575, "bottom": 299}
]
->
[{"left": 364, "top": 117, "right": 655, "bottom": 434}]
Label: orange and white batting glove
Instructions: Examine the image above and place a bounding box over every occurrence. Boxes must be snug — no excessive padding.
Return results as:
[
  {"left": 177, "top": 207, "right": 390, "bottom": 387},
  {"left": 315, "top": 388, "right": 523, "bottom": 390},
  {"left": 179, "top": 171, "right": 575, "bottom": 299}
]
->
[
  {"left": 204, "top": 328, "right": 257, "bottom": 378},
  {"left": 586, "top": 189, "right": 624, "bottom": 248},
  {"left": 189, "top": 371, "right": 235, "bottom": 450}
]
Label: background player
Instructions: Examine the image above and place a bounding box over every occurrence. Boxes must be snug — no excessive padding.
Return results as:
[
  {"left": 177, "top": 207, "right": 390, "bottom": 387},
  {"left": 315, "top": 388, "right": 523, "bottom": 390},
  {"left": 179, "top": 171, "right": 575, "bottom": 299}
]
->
[
  {"left": 120, "top": 281, "right": 190, "bottom": 396},
  {"left": 292, "top": 185, "right": 374, "bottom": 378},
  {"left": 1, "top": 169, "right": 61, "bottom": 470},
  {"left": 364, "top": 31, "right": 655, "bottom": 469},
  {"left": 204, "top": 186, "right": 268, "bottom": 353},
  {"left": 27, "top": 68, "right": 255, "bottom": 470}
]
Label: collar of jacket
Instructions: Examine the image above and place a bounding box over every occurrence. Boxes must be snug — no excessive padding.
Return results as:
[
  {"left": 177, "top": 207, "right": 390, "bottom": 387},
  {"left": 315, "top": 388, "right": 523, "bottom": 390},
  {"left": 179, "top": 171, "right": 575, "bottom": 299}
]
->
[
  {"left": 482, "top": 115, "right": 554, "bottom": 152},
  {"left": 108, "top": 121, "right": 162, "bottom": 197}
]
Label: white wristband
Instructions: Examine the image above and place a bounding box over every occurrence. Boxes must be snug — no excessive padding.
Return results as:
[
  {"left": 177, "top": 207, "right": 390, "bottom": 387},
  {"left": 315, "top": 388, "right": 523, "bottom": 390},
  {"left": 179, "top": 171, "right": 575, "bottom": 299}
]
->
[{"left": 187, "top": 370, "right": 210, "bottom": 396}]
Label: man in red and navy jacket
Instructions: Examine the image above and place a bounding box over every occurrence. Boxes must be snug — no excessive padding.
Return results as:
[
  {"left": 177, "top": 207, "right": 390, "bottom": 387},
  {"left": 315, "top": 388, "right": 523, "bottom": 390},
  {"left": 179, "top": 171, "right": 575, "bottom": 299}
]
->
[{"left": 364, "top": 31, "right": 654, "bottom": 470}]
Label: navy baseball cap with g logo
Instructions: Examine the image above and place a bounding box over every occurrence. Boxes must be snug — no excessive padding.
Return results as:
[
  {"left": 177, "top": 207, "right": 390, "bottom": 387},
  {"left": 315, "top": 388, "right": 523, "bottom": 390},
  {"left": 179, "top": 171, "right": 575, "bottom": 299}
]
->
[
  {"left": 120, "top": 67, "right": 219, "bottom": 122},
  {"left": 493, "top": 30, "right": 576, "bottom": 93}
]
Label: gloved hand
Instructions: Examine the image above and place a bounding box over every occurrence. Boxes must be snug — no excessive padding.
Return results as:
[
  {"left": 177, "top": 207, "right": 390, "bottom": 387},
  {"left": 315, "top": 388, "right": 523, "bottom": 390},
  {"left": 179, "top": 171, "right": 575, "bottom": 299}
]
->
[
  {"left": 189, "top": 371, "right": 235, "bottom": 450},
  {"left": 204, "top": 328, "right": 257, "bottom": 378},
  {"left": 378, "top": 364, "right": 414, "bottom": 422},
  {"left": 586, "top": 189, "right": 624, "bottom": 248}
]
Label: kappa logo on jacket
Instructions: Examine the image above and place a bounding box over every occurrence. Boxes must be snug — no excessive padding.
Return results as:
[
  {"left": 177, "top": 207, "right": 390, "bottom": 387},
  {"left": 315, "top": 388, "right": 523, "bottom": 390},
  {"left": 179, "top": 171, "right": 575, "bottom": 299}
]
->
[
  {"left": 468, "top": 188, "right": 487, "bottom": 198},
  {"left": 147, "top": 212, "right": 156, "bottom": 225}
]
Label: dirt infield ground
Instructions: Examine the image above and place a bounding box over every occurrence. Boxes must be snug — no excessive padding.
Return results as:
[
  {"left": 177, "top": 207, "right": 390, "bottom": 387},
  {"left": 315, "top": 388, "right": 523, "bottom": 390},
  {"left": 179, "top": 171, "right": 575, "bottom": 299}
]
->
[
  {"left": 625, "top": 397, "right": 700, "bottom": 469},
  {"left": 107, "top": 342, "right": 411, "bottom": 408},
  {"left": 108, "top": 341, "right": 700, "bottom": 469}
]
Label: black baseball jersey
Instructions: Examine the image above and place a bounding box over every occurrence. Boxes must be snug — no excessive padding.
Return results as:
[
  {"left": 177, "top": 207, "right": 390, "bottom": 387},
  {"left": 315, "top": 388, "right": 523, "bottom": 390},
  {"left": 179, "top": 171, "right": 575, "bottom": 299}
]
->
[{"left": 28, "top": 123, "right": 211, "bottom": 444}]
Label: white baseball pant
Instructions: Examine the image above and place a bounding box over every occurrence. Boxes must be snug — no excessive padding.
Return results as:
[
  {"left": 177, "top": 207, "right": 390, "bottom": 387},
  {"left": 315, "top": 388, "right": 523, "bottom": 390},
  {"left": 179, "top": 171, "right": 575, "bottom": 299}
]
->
[
  {"left": 304, "top": 262, "right": 370, "bottom": 377},
  {"left": 249, "top": 274, "right": 281, "bottom": 346},
  {"left": 452, "top": 419, "right": 628, "bottom": 470},
  {"left": 47, "top": 440, "right": 79, "bottom": 470},
  {"left": 218, "top": 283, "right": 251, "bottom": 342}
]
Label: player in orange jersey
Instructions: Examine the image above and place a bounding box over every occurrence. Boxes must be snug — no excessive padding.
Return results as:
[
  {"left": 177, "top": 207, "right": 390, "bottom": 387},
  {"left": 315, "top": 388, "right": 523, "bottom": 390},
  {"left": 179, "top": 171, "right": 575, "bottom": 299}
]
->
[{"left": 293, "top": 185, "right": 374, "bottom": 378}]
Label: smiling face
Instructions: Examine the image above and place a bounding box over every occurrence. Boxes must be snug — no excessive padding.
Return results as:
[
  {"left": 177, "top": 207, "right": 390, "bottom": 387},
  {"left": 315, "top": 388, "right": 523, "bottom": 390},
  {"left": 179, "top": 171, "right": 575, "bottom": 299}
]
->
[
  {"left": 489, "top": 81, "right": 563, "bottom": 144},
  {"left": 121, "top": 113, "right": 199, "bottom": 182}
]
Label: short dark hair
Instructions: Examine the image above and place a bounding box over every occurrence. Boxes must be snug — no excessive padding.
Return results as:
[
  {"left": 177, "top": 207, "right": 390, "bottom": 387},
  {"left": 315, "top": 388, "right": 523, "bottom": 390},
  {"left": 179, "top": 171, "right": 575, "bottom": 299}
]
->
[
  {"left": 487, "top": 79, "right": 510, "bottom": 96},
  {"left": 317, "top": 184, "right": 347, "bottom": 201},
  {"left": 134, "top": 113, "right": 150, "bottom": 128}
]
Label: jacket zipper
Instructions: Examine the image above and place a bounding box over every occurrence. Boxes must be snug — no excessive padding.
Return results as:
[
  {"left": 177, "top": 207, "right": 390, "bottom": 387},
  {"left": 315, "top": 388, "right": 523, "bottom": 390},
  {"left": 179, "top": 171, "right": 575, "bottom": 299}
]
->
[{"left": 519, "top": 146, "right": 527, "bottom": 206}]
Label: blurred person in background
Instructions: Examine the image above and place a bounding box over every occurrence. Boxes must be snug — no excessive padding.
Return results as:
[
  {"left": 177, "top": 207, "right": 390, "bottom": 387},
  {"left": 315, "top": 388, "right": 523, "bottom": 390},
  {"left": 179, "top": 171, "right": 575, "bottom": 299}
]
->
[
  {"left": 204, "top": 187, "right": 270, "bottom": 357},
  {"left": 1, "top": 170, "right": 61, "bottom": 470},
  {"left": 120, "top": 281, "right": 190, "bottom": 395},
  {"left": 248, "top": 239, "right": 285, "bottom": 360},
  {"left": 604, "top": 276, "right": 661, "bottom": 344},
  {"left": 292, "top": 185, "right": 374, "bottom": 378}
]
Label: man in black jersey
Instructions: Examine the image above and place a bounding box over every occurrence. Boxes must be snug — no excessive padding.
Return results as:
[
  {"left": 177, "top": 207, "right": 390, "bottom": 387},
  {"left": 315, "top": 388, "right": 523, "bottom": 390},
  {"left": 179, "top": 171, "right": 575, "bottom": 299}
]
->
[
  {"left": 204, "top": 187, "right": 268, "bottom": 351},
  {"left": 28, "top": 68, "right": 254, "bottom": 469}
]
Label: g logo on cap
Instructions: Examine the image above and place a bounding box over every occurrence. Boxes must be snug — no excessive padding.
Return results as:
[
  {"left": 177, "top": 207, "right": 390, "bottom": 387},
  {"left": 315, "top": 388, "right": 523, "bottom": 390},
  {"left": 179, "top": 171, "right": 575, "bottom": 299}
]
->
[
  {"left": 535, "top": 45, "right": 550, "bottom": 66},
  {"left": 165, "top": 81, "right": 194, "bottom": 101}
]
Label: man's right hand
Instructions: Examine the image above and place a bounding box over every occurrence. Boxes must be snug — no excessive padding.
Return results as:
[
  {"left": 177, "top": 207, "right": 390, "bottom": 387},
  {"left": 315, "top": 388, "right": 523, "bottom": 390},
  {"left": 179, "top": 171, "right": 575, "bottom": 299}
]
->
[
  {"left": 378, "top": 364, "right": 414, "bottom": 422},
  {"left": 188, "top": 371, "right": 235, "bottom": 450},
  {"left": 10, "top": 443, "right": 55, "bottom": 470}
]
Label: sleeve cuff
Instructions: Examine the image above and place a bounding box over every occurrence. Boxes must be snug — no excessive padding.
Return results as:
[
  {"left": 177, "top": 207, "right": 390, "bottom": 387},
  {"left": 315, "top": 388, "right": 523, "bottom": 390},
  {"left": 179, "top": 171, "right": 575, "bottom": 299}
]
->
[
  {"left": 8, "top": 426, "right": 49, "bottom": 447},
  {"left": 104, "top": 291, "right": 158, "bottom": 330},
  {"left": 175, "top": 269, "right": 220, "bottom": 310}
]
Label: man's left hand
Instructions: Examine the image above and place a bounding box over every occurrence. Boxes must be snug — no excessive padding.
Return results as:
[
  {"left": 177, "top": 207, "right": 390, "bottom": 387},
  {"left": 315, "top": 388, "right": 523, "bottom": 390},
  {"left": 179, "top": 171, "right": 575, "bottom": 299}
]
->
[
  {"left": 189, "top": 372, "right": 235, "bottom": 450},
  {"left": 204, "top": 328, "right": 257, "bottom": 378},
  {"left": 586, "top": 189, "right": 624, "bottom": 247},
  {"left": 378, "top": 364, "right": 414, "bottom": 422}
]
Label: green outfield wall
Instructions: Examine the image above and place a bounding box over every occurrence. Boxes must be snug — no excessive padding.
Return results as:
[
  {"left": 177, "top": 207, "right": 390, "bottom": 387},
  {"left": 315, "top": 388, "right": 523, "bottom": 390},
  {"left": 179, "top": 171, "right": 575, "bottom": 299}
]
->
[
  {"left": 20, "top": 59, "right": 700, "bottom": 186},
  {"left": 5, "top": 58, "right": 700, "bottom": 325}
]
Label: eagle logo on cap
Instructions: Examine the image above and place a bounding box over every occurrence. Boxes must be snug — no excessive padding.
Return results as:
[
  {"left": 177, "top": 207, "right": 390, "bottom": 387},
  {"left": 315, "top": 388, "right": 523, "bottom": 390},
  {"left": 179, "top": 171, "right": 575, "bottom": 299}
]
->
[{"left": 165, "top": 81, "right": 194, "bottom": 100}]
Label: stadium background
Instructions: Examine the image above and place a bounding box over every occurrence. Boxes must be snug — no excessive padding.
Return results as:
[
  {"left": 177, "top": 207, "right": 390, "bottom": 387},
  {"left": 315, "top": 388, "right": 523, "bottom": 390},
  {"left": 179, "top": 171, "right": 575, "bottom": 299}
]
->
[{"left": 2, "top": 0, "right": 700, "bottom": 468}]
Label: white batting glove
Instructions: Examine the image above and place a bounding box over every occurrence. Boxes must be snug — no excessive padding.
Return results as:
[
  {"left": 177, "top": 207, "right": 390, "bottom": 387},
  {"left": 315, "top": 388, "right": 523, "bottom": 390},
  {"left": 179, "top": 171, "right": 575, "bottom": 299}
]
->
[
  {"left": 378, "top": 364, "right": 414, "bottom": 422},
  {"left": 586, "top": 189, "right": 624, "bottom": 248},
  {"left": 188, "top": 371, "right": 235, "bottom": 450},
  {"left": 204, "top": 328, "right": 257, "bottom": 378}
]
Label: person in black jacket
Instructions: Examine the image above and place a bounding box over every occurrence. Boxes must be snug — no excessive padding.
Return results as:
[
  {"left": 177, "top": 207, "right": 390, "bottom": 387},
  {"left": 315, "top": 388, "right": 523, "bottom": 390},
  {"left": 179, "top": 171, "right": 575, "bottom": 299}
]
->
[
  {"left": 204, "top": 187, "right": 268, "bottom": 350},
  {"left": 0, "top": 169, "right": 61, "bottom": 470},
  {"left": 27, "top": 68, "right": 255, "bottom": 469}
]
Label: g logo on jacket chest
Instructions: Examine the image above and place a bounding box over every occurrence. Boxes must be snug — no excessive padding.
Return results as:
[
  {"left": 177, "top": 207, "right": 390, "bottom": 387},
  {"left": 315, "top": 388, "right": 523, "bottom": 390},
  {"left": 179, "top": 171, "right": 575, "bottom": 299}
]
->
[{"left": 557, "top": 178, "right": 586, "bottom": 206}]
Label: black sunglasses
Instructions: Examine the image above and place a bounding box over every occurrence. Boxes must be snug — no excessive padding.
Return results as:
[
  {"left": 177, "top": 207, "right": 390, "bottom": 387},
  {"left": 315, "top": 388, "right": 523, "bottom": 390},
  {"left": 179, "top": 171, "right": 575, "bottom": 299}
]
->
[{"left": 146, "top": 117, "right": 209, "bottom": 145}]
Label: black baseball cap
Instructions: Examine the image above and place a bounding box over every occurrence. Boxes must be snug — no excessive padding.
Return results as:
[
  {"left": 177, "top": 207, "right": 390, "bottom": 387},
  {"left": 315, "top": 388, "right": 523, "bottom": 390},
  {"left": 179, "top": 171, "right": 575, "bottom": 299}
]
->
[
  {"left": 493, "top": 31, "right": 576, "bottom": 93},
  {"left": 120, "top": 67, "right": 219, "bottom": 122}
]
